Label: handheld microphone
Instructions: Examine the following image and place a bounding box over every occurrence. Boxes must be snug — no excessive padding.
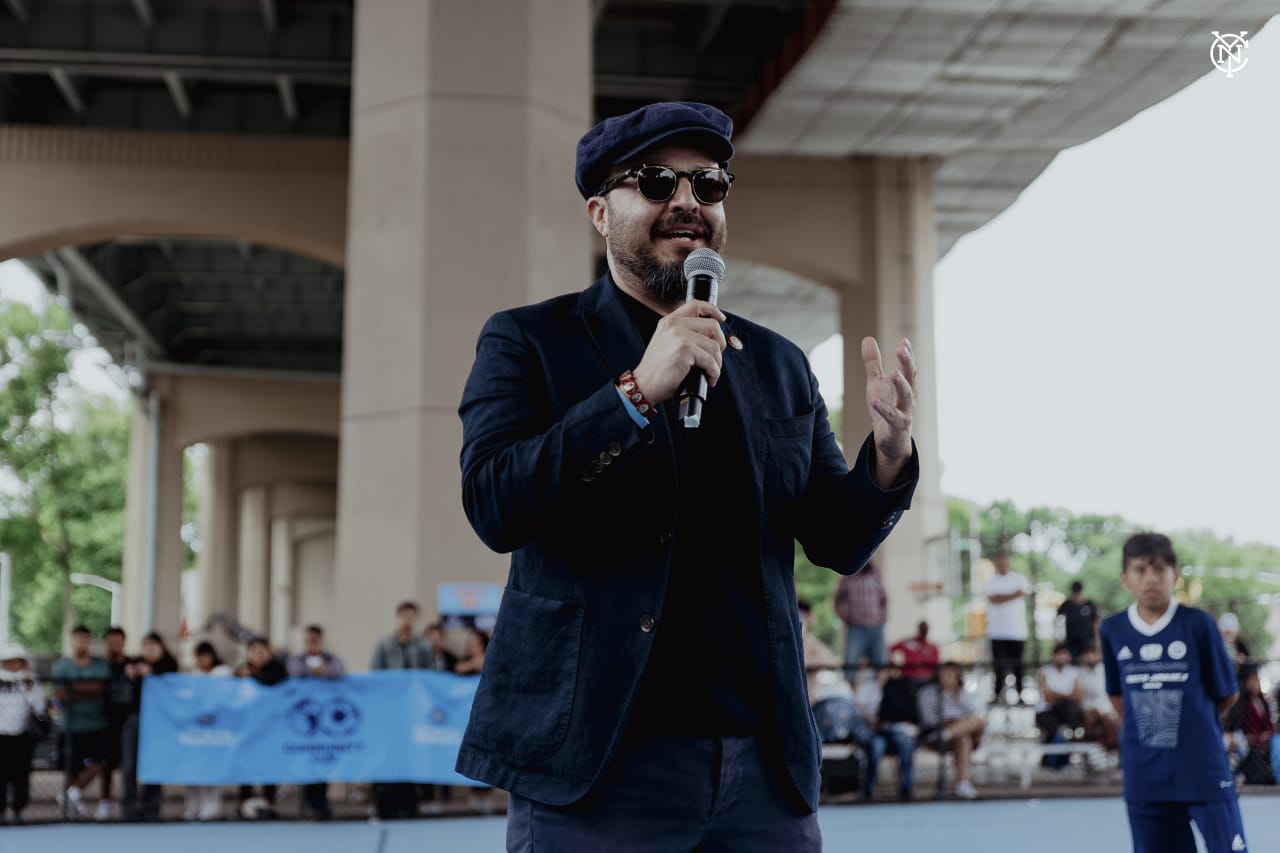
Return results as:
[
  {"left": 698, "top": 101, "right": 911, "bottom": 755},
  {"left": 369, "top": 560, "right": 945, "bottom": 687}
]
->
[{"left": 677, "top": 248, "right": 726, "bottom": 428}]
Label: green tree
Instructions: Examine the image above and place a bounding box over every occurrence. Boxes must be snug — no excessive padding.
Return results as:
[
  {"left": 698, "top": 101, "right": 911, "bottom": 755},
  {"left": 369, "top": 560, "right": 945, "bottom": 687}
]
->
[
  {"left": 946, "top": 496, "right": 1277, "bottom": 659},
  {"left": 0, "top": 300, "right": 129, "bottom": 653}
]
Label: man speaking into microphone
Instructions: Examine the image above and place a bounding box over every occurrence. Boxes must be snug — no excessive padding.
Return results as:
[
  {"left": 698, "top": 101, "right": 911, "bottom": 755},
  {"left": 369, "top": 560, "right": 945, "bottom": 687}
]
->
[{"left": 456, "top": 102, "right": 919, "bottom": 851}]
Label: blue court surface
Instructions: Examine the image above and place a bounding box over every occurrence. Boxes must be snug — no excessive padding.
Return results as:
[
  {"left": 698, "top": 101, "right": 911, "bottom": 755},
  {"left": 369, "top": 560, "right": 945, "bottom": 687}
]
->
[{"left": 3, "top": 796, "right": 1275, "bottom": 852}]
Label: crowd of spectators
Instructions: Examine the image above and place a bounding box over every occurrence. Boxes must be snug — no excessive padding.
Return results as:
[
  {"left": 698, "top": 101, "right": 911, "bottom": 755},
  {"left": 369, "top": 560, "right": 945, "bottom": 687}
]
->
[{"left": 0, "top": 601, "right": 489, "bottom": 824}]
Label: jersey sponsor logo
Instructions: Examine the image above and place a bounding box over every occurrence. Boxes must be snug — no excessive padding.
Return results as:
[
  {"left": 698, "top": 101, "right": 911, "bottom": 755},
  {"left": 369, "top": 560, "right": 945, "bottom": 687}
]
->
[
  {"left": 1232, "top": 833, "right": 1246, "bottom": 851},
  {"left": 1140, "top": 643, "right": 1163, "bottom": 662},
  {"left": 1117, "top": 646, "right": 1133, "bottom": 661},
  {"left": 1168, "top": 641, "right": 1187, "bottom": 660}
]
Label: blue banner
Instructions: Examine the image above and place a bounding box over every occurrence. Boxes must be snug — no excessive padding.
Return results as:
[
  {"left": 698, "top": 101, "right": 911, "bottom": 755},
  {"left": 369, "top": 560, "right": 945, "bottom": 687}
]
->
[{"left": 138, "top": 671, "right": 482, "bottom": 785}]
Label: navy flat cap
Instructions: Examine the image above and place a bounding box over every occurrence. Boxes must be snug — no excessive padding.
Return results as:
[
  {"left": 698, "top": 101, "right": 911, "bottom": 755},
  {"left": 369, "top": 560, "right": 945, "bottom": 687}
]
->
[{"left": 575, "top": 101, "right": 734, "bottom": 200}]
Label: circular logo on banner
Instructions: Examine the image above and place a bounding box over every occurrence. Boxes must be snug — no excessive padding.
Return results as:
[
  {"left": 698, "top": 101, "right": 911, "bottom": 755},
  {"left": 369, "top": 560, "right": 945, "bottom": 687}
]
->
[
  {"left": 320, "top": 698, "right": 361, "bottom": 737},
  {"left": 287, "top": 699, "right": 324, "bottom": 736},
  {"left": 1168, "top": 641, "right": 1187, "bottom": 660},
  {"left": 287, "top": 698, "right": 361, "bottom": 737}
]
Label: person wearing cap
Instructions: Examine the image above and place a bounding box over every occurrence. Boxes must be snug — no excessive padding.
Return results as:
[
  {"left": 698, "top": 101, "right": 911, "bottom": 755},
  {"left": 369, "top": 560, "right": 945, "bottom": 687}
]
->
[
  {"left": 0, "top": 644, "right": 46, "bottom": 824},
  {"left": 456, "top": 101, "right": 919, "bottom": 849}
]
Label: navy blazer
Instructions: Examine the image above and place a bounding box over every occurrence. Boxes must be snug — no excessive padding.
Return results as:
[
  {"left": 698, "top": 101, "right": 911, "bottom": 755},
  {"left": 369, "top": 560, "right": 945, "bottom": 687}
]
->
[{"left": 455, "top": 274, "right": 918, "bottom": 810}]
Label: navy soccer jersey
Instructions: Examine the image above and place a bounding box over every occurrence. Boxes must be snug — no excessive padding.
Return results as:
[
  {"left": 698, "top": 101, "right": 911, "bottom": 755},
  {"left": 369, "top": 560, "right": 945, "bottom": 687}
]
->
[{"left": 1100, "top": 601, "right": 1238, "bottom": 802}]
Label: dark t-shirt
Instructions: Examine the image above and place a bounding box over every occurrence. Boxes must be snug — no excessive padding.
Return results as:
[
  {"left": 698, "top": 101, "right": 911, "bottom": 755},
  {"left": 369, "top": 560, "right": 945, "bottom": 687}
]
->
[
  {"left": 249, "top": 658, "right": 289, "bottom": 687},
  {"left": 106, "top": 656, "right": 138, "bottom": 726},
  {"left": 1058, "top": 598, "right": 1099, "bottom": 650},
  {"left": 618, "top": 287, "right": 773, "bottom": 740},
  {"left": 1101, "top": 603, "right": 1237, "bottom": 802}
]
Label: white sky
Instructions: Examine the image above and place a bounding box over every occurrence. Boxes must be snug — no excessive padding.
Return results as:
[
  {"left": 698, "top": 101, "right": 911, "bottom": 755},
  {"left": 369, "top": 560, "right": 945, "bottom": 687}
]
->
[
  {"left": 811, "top": 20, "right": 1280, "bottom": 548},
  {"left": 4, "top": 21, "right": 1279, "bottom": 548}
]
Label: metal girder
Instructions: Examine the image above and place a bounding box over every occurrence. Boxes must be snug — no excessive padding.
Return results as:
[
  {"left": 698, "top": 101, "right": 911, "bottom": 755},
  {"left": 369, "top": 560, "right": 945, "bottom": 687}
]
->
[
  {"left": 3, "top": 0, "right": 27, "bottom": 24},
  {"left": 696, "top": 1, "right": 732, "bottom": 53},
  {"left": 259, "top": 0, "right": 278, "bottom": 34},
  {"left": 276, "top": 75, "right": 297, "bottom": 122},
  {"left": 0, "top": 48, "right": 351, "bottom": 87},
  {"left": 49, "top": 67, "right": 85, "bottom": 114},
  {"left": 163, "top": 70, "right": 191, "bottom": 118},
  {"left": 53, "top": 247, "right": 165, "bottom": 360},
  {"left": 141, "top": 360, "right": 338, "bottom": 382},
  {"left": 130, "top": 0, "right": 154, "bottom": 29}
]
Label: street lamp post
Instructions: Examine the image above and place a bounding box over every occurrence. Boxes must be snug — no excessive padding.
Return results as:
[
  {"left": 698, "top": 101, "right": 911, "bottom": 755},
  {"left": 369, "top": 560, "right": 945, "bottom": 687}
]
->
[{"left": 69, "top": 573, "right": 122, "bottom": 627}]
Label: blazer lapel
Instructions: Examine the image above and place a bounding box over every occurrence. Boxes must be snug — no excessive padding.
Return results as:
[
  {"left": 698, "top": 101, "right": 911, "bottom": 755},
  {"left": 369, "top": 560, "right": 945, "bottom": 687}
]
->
[
  {"left": 718, "top": 314, "right": 766, "bottom": 502},
  {"left": 577, "top": 274, "right": 677, "bottom": 467}
]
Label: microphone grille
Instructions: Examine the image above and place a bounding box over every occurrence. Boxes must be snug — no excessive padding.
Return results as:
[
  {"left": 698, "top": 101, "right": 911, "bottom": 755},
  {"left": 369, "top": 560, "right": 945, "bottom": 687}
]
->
[{"left": 683, "top": 248, "right": 725, "bottom": 282}]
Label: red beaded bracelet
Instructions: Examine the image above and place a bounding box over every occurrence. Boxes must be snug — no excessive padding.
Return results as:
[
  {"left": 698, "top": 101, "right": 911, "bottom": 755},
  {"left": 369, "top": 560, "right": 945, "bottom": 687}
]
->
[{"left": 617, "top": 370, "right": 655, "bottom": 417}]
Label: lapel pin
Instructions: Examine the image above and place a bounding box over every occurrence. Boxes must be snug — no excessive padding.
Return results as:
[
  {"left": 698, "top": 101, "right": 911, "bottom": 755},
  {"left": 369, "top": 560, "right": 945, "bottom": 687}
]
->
[{"left": 728, "top": 335, "right": 744, "bottom": 350}]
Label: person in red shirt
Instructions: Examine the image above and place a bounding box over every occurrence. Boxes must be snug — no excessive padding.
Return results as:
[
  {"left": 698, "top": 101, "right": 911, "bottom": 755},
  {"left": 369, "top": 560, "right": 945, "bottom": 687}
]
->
[{"left": 889, "top": 621, "right": 939, "bottom": 683}]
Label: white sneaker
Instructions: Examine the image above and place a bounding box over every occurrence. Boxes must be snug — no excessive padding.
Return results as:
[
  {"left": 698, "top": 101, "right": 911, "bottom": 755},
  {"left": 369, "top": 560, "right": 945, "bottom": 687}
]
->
[
  {"left": 57, "top": 790, "right": 86, "bottom": 819},
  {"left": 94, "top": 800, "right": 114, "bottom": 822},
  {"left": 955, "top": 780, "right": 978, "bottom": 800}
]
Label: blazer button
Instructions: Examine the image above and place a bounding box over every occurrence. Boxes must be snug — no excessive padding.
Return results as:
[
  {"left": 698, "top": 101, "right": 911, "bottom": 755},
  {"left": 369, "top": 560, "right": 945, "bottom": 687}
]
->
[
  {"left": 591, "top": 460, "right": 605, "bottom": 474},
  {"left": 608, "top": 442, "right": 622, "bottom": 456},
  {"left": 639, "top": 614, "right": 656, "bottom": 633},
  {"left": 582, "top": 472, "right": 595, "bottom": 483},
  {"left": 598, "top": 451, "right": 613, "bottom": 465}
]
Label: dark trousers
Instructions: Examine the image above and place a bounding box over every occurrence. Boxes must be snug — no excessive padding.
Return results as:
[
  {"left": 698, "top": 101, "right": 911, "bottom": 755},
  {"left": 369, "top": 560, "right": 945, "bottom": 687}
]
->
[
  {"left": 238, "top": 784, "right": 279, "bottom": 803},
  {"left": 990, "top": 639, "right": 1025, "bottom": 701},
  {"left": 0, "top": 733, "right": 33, "bottom": 813},
  {"left": 120, "top": 713, "right": 164, "bottom": 820},
  {"left": 302, "top": 783, "right": 330, "bottom": 818},
  {"left": 506, "top": 735, "right": 820, "bottom": 853},
  {"left": 1036, "top": 700, "right": 1084, "bottom": 743}
]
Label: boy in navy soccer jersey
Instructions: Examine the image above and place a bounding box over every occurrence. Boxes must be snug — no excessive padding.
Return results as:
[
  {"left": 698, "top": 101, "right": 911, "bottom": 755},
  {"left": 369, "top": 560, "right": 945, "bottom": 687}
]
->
[{"left": 1100, "top": 533, "right": 1247, "bottom": 853}]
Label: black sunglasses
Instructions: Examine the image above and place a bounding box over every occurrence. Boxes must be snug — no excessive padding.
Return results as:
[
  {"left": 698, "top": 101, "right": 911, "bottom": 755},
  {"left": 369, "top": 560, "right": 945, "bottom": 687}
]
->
[{"left": 598, "top": 164, "right": 735, "bottom": 205}]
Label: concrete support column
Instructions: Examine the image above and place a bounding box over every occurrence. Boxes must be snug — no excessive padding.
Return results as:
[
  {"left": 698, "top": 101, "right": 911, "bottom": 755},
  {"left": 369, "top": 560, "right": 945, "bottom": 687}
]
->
[
  {"left": 335, "top": 0, "right": 592, "bottom": 664},
  {"left": 120, "top": 383, "right": 186, "bottom": 645},
  {"left": 237, "top": 485, "right": 271, "bottom": 636},
  {"left": 269, "top": 517, "right": 294, "bottom": 650},
  {"left": 841, "top": 157, "right": 949, "bottom": 646},
  {"left": 194, "top": 440, "right": 239, "bottom": 633}
]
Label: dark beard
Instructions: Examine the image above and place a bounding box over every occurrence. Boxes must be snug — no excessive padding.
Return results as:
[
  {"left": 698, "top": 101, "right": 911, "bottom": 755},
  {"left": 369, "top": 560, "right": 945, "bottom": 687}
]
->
[
  {"left": 612, "top": 243, "right": 687, "bottom": 305},
  {"left": 609, "top": 216, "right": 726, "bottom": 305}
]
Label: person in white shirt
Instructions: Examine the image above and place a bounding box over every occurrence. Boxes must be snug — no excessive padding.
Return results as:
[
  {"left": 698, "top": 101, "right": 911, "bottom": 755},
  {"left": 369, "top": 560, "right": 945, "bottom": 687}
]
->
[
  {"left": 1035, "top": 642, "right": 1084, "bottom": 753},
  {"left": 0, "top": 644, "right": 46, "bottom": 824},
  {"left": 1076, "top": 643, "right": 1117, "bottom": 749},
  {"left": 985, "top": 550, "right": 1030, "bottom": 704}
]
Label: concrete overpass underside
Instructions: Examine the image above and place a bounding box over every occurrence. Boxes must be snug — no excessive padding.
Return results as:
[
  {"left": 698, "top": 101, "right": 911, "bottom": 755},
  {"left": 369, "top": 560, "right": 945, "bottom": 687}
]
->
[{"left": 0, "top": 0, "right": 1274, "bottom": 660}]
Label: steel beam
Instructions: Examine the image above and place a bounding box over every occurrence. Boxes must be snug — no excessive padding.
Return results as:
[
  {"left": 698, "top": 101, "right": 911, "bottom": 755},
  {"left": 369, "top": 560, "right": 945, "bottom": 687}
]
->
[
  {"left": 130, "top": 0, "right": 154, "bottom": 29},
  {"left": 55, "top": 247, "right": 165, "bottom": 360},
  {"left": 49, "top": 67, "right": 85, "bottom": 113},
  {"left": 3, "top": 0, "right": 27, "bottom": 24},
  {"left": 162, "top": 70, "right": 192, "bottom": 118},
  {"left": 276, "top": 74, "right": 297, "bottom": 122}
]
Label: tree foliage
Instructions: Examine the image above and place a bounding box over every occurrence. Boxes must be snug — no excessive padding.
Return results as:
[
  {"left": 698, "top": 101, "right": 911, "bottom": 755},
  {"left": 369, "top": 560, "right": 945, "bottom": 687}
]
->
[
  {"left": 948, "top": 496, "right": 1277, "bottom": 660},
  {"left": 0, "top": 300, "right": 129, "bottom": 653}
]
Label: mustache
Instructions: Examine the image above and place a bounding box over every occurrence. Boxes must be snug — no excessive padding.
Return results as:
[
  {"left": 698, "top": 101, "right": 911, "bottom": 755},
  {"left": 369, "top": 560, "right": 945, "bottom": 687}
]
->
[{"left": 652, "top": 214, "right": 709, "bottom": 238}]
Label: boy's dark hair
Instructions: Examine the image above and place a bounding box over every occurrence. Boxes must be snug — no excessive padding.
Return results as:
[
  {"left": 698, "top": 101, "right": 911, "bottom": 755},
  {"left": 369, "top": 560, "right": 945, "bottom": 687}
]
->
[
  {"left": 105, "top": 626, "right": 125, "bottom": 638},
  {"left": 396, "top": 601, "right": 419, "bottom": 615},
  {"left": 71, "top": 624, "right": 91, "bottom": 636},
  {"left": 1122, "top": 533, "right": 1177, "bottom": 570},
  {"left": 1052, "top": 641, "right": 1071, "bottom": 655},
  {"left": 1070, "top": 580, "right": 1083, "bottom": 594},
  {"left": 425, "top": 621, "right": 444, "bottom": 633},
  {"left": 797, "top": 599, "right": 813, "bottom": 614},
  {"left": 247, "top": 636, "right": 270, "bottom": 649},
  {"left": 305, "top": 624, "right": 324, "bottom": 636}
]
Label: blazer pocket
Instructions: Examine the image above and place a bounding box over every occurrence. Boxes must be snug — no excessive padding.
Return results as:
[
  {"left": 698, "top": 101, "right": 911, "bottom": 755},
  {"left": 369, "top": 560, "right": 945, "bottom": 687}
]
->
[
  {"left": 468, "top": 587, "right": 584, "bottom": 765},
  {"left": 764, "top": 409, "right": 815, "bottom": 499}
]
